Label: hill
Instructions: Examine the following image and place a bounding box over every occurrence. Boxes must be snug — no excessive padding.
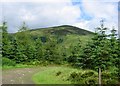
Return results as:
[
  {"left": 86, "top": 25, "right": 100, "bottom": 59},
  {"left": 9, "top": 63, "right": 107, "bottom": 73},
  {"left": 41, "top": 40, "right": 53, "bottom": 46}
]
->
[
  {"left": 10, "top": 25, "right": 93, "bottom": 51},
  {"left": 11, "top": 25, "right": 93, "bottom": 56},
  {"left": 29, "top": 25, "right": 93, "bottom": 36}
]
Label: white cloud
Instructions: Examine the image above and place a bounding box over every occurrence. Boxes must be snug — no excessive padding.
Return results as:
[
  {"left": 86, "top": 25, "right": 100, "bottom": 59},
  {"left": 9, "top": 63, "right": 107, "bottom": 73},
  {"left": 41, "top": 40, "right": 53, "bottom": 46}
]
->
[
  {"left": 0, "top": 3, "right": 3, "bottom": 24},
  {"left": 81, "top": 0, "right": 118, "bottom": 32},
  {"left": 73, "top": 20, "right": 90, "bottom": 31},
  {"left": 77, "top": 0, "right": 119, "bottom": 2},
  {"left": 1, "top": 0, "right": 72, "bottom": 2},
  {"left": 1, "top": 0, "right": 119, "bottom": 2},
  {"left": 0, "top": 0, "right": 118, "bottom": 33},
  {"left": 1, "top": 1, "right": 81, "bottom": 32}
]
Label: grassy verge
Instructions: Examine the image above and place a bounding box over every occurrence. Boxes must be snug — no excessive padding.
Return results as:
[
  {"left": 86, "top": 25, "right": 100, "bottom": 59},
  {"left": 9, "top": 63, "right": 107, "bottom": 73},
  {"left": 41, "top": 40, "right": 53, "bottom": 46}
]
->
[
  {"left": 2, "top": 57, "right": 35, "bottom": 70},
  {"left": 2, "top": 64, "right": 34, "bottom": 70}
]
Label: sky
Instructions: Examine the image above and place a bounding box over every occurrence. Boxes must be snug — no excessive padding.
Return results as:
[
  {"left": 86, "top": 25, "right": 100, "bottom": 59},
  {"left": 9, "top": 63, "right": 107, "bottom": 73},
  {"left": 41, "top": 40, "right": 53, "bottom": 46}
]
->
[{"left": 0, "top": 0, "right": 119, "bottom": 33}]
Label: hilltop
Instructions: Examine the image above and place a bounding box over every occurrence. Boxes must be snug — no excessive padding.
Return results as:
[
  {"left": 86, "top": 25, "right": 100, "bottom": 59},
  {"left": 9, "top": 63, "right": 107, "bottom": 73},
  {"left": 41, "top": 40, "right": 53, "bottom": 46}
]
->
[{"left": 29, "top": 25, "right": 93, "bottom": 36}]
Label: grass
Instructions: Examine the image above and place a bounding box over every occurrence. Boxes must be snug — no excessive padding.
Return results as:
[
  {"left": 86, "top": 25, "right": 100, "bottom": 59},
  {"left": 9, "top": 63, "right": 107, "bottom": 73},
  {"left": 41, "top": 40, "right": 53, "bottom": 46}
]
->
[
  {"left": 32, "top": 66, "right": 119, "bottom": 84},
  {"left": 32, "top": 66, "right": 81, "bottom": 84}
]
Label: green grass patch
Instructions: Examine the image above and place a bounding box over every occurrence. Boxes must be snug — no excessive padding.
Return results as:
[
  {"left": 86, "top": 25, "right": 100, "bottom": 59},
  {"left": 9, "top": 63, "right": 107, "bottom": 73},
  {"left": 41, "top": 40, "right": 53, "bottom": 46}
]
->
[{"left": 32, "top": 66, "right": 78, "bottom": 84}]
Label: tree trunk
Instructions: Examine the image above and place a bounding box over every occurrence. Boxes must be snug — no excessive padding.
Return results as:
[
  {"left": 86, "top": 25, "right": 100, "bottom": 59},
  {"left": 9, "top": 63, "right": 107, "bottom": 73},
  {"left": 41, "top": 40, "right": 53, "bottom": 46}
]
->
[{"left": 99, "top": 67, "right": 101, "bottom": 86}]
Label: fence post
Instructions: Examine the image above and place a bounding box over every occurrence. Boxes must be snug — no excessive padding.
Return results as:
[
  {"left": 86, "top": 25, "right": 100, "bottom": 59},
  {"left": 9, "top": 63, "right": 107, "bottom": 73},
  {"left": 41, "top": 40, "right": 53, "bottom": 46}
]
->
[{"left": 99, "top": 67, "right": 101, "bottom": 86}]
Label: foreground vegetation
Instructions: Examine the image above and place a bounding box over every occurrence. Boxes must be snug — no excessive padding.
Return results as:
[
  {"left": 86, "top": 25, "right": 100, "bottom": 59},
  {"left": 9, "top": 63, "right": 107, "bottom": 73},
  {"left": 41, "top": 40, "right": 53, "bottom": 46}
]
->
[
  {"left": 1, "top": 20, "right": 120, "bottom": 84},
  {"left": 32, "top": 66, "right": 119, "bottom": 84}
]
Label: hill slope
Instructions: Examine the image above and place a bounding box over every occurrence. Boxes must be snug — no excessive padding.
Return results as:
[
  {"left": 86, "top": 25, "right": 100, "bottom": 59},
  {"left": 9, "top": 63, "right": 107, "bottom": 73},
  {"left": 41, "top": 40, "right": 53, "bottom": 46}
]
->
[{"left": 11, "top": 25, "right": 93, "bottom": 51}]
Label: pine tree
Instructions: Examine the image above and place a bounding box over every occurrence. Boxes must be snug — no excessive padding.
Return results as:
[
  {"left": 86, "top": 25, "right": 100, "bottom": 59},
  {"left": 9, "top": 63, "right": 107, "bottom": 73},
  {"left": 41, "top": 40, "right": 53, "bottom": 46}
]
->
[
  {"left": 117, "top": 38, "right": 120, "bottom": 81},
  {"left": 18, "top": 22, "right": 29, "bottom": 32},
  {"left": 108, "top": 27, "right": 118, "bottom": 67},
  {"left": 2, "top": 22, "right": 10, "bottom": 58},
  {"left": 80, "top": 20, "right": 111, "bottom": 70},
  {"left": 34, "top": 38, "right": 43, "bottom": 61},
  {"left": 9, "top": 36, "right": 24, "bottom": 63},
  {"left": 79, "top": 40, "right": 96, "bottom": 69},
  {"left": 61, "top": 46, "right": 67, "bottom": 62},
  {"left": 17, "top": 21, "right": 33, "bottom": 62},
  {"left": 68, "top": 39, "right": 82, "bottom": 65},
  {"left": 43, "top": 36, "right": 58, "bottom": 63}
]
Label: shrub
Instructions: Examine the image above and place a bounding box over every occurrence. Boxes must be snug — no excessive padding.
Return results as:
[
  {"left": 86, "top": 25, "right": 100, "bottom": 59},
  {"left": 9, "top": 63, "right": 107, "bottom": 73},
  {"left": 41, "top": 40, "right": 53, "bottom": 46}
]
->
[
  {"left": 81, "top": 70, "right": 96, "bottom": 78},
  {"left": 56, "top": 71, "right": 62, "bottom": 76},
  {"left": 67, "top": 69, "right": 119, "bottom": 84},
  {"left": 2, "top": 57, "right": 16, "bottom": 66},
  {"left": 67, "top": 70, "right": 98, "bottom": 84},
  {"left": 27, "top": 60, "right": 41, "bottom": 65},
  {"left": 84, "top": 77, "right": 98, "bottom": 84},
  {"left": 102, "top": 70, "right": 119, "bottom": 84},
  {"left": 69, "top": 71, "right": 82, "bottom": 81}
]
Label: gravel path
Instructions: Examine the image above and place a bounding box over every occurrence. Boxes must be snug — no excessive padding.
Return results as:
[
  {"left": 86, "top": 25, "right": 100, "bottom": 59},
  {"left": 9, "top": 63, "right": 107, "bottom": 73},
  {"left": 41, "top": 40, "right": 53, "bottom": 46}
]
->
[{"left": 2, "top": 67, "right": 43, "bottom": 84}]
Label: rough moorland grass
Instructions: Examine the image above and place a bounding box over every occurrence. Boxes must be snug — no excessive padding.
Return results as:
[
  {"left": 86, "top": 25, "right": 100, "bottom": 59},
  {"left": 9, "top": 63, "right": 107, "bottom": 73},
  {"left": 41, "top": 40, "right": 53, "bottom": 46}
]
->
[
  {"left": 32, "top": 66, "right": 119, "bottom": 84},
  {"left": 32, "top": 66, "right": 82, "bottom": 84}
]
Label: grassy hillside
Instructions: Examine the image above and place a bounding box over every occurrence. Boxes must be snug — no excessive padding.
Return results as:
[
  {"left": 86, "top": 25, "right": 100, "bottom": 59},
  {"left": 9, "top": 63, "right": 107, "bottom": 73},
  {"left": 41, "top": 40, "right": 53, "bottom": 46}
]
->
[
  {"left": 10, "top": 25, "right": 93, "bottom": 49},
  {"left": 16, "top": 25, "right": 93, "bottom": 54},
  {"left": 19, "top": 25, "right": 93, "bottom": 46}
]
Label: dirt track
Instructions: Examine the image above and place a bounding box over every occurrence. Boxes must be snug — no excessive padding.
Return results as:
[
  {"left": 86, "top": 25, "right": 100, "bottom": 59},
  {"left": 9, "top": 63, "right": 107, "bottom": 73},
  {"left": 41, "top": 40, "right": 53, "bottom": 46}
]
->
[{"left": 2, "top": 67, "right": 43, "bottom": 84}]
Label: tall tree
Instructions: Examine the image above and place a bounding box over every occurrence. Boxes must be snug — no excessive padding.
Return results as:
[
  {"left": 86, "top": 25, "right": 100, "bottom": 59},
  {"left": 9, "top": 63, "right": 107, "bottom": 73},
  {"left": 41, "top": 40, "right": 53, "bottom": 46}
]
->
[
  {"left": 18, "top": 22, "right": 29, "bottom": 32},
  {"left": 108, "top": 27, "right": 118, "bottom": 67},
  {"left": 43, "top": 36, "right": 58, "bottom": 63},
  {"left": 67, "top": 39, "right": 82, "bottom": 65},
  {"left": 80, "top": 20, "right": 111, "bottom": 70},
  {"left": 9, "top": 36, "right": 24, "bottom": 63},
  {"left": 16, "top": 21, "right": 33, "bottom": 62},
  {"left": 117, "top": 38, "right": 120, "bottom": 81},
  {"left": 2, "top": 22, "right": 10, "bottom": 58},
  {"left": 34, "top": 38, "right": 43, "bottom": 61}
]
